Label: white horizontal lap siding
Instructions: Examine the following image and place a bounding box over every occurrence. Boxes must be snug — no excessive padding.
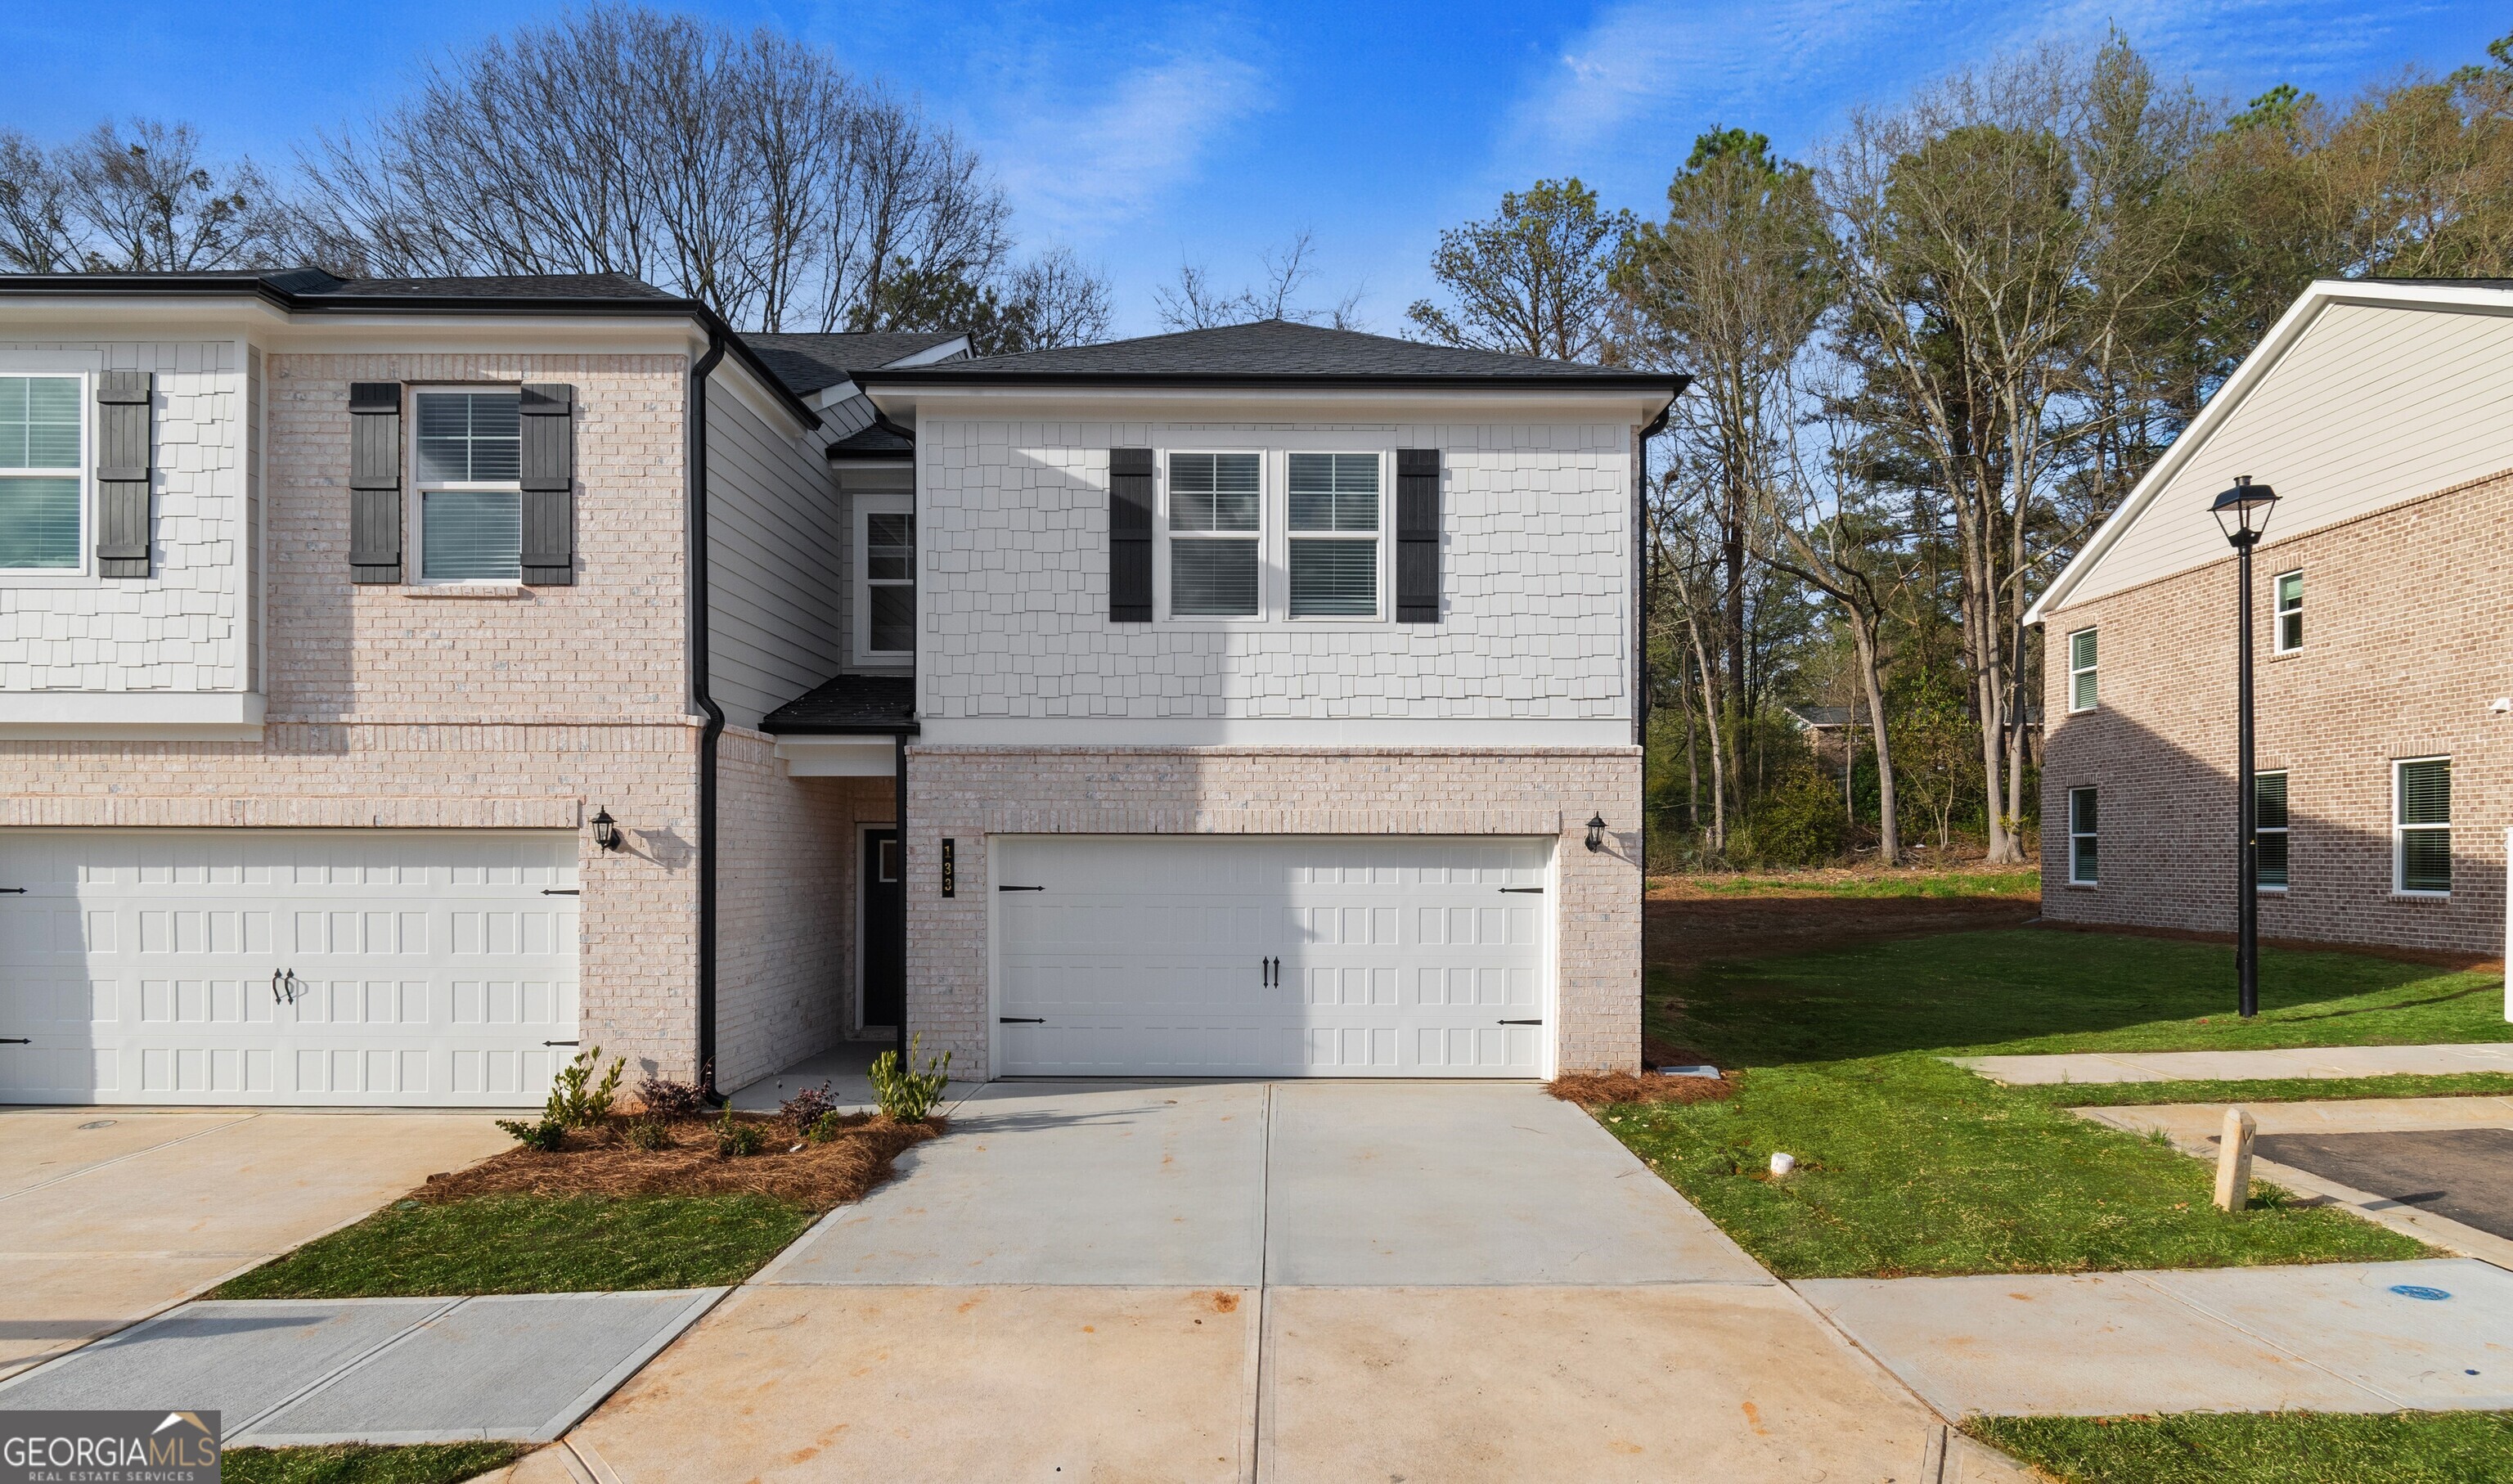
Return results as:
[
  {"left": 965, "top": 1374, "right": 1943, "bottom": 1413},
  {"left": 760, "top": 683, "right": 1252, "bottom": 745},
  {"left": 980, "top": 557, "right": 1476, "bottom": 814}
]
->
[
  {"left": 2070, "top": 302, "right": 2513, "bottom": 608},
  {"left": 704, "top": 389, "right": 845, "bottom": 731},
  {"left": 0, "top": 340, "right": 250, "bottom": 696},
  {"left": 990, "top": 835, "right": 1553, "bottom": 1078},
  {"left": 0, "top": 830, "right": 579, "bottom": 1106},
  {"left": 919, "top": 420, "right": 1630, "bottom": 722}
]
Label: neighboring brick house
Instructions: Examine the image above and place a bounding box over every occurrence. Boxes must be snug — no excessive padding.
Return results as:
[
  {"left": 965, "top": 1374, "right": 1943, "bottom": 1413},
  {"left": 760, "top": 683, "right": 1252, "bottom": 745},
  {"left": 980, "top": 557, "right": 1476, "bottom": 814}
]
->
[
  {"left": 2030, "top": 277, "right": 2513, "bottom": 957},
  {"left": 0, "top": 277, "right": 1679, "bottom": 1104}
]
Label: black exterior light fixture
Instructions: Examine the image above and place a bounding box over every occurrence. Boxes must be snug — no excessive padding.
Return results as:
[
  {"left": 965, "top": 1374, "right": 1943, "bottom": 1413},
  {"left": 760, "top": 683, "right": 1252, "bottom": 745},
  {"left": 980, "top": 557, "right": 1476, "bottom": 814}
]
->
[
  {"left": 1585, "top": 814, "right": 1607, "bottom": 852},
  {"left": 2210, "top": 475, "right": 2279, "bottom": 1019},
  {"left": 591, "top": 807, "right": 623, "bottom": 852}
]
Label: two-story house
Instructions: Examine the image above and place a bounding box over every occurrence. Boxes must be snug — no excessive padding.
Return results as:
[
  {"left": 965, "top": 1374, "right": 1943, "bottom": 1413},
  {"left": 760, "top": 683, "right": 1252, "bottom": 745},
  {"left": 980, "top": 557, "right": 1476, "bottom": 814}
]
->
[
  {"left": 2032, "top": 277, "right": 2513, "bottom": 958},
  {"left": 0, "top": 273, "right": 1678, "bottom": 1104}
]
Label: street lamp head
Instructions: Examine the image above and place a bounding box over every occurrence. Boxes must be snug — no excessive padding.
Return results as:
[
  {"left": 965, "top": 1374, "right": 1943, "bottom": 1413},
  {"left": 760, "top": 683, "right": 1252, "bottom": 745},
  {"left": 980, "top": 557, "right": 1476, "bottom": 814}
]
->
[{"left": 2210, "top": 475, "right": 2280, "bottom": 547}]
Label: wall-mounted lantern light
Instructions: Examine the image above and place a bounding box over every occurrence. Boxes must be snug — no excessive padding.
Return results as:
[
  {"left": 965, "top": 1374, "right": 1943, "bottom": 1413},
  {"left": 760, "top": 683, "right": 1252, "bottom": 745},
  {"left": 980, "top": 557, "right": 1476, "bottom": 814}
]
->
[
  {"left": 591, "top": 807, "right": 623, "bottom": 852},
  {"left": 1585, "top": 814, "right": 1607, "bottom": 852}
]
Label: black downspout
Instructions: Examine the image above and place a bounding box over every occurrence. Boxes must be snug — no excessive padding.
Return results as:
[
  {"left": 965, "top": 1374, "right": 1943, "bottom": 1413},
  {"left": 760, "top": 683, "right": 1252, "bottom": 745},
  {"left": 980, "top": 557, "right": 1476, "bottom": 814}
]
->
[
  {"left": 894, "top": 731, "right": 909, "bottom": 1070},
  {"left": 690, "top": 330, "right": 729, "bottom": 1103}
]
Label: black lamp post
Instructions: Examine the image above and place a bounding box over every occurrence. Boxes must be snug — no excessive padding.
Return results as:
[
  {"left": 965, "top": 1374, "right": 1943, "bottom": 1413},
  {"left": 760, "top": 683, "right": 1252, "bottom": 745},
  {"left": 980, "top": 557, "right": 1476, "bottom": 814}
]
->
[{"left": 2211, "top": 475, "right": 2280, "bottom": 1018}]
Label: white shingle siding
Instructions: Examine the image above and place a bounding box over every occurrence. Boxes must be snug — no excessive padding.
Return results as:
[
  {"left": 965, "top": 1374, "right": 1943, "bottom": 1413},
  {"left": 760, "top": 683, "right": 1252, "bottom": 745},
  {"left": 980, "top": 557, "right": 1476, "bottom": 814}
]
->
[
  {"left": 0, "top": 340, "right": 250, "bottom": 694},
  {"left": 917, "top": 420, "right": 1632, "bottom": 722}
]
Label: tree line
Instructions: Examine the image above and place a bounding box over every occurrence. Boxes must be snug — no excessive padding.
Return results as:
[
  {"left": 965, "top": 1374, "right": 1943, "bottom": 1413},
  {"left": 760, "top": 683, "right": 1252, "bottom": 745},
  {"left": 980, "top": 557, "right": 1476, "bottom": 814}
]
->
[
  {"left": 1405, "top": 31, "right": 2513, "bottom": 869},
  {"left": 0, "top": 7, "right": 1113, "bottom": 352}
]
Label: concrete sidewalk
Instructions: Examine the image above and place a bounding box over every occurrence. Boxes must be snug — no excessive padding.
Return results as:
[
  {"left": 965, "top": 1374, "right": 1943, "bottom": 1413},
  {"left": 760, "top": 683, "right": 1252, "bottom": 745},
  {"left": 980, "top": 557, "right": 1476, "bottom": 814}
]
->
[
  {"left": 1950, "top": 1041, "right": 2513, "bottom": 1086},
  {"left": 1800, "top": 1258, "right": 2513, "bottom": 1418},
  {"left": 0, "top": 1289, "right": 724, "bottom": 1445}
]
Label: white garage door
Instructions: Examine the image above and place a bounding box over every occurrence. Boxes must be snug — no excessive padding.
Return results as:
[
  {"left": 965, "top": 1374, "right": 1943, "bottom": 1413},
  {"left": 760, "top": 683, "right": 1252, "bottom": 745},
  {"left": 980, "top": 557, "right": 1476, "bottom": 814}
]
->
[
  {"left": 994, "top": 835, "right": 1550, "bottom": 1078},
  {"left": 0, "top": 830, "right": 580, "bottom": 1106}
]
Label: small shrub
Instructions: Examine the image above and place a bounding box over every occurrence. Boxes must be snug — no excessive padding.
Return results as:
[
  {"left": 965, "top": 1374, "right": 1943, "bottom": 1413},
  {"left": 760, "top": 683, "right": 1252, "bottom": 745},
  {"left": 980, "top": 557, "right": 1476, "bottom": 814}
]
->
[
  {"left": 870, "top": 1036, "right": 951, "bottom": 1122},
  {"left": 627, "top": 1118, "right": 670, "bottom": 1151},
  {"left": 808, "top": 1109, "right": 850, "bottom": 1144},
  {"left": 635, "top": 1074, "right": 706, "bottom": 1120},
  {"left": 496, "top": 1116, "right": 566, "bottom": 1151},
  {"left": 780, "top": 1080, "right": 838, "bottom": 1132},
  {"left": 546, "top": 1046, "right": 626, "bottom": 1127},
  {"left": 715, "top": 1106, "right": 767, "bottom": 1158}
]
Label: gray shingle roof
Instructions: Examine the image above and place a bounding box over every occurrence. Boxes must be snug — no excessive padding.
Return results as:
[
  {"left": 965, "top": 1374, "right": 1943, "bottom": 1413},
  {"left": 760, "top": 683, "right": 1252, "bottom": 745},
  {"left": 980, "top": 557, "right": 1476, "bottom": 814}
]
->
[
  {"left": 741, "top": 331, "right": 967, "bottom": 397},
  {"left": 762, "top": 673, "right": 916, "bottom": 734},
  {"left": 861, "top": 318, "right": 1683, "bottom": 389}
]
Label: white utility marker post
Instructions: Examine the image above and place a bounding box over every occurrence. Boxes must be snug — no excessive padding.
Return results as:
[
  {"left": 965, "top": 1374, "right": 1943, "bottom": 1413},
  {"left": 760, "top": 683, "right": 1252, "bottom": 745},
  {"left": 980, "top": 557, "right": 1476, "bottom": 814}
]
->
[{"left": 2214, "top": 1107, "right": 2257, "bottom": 1212}]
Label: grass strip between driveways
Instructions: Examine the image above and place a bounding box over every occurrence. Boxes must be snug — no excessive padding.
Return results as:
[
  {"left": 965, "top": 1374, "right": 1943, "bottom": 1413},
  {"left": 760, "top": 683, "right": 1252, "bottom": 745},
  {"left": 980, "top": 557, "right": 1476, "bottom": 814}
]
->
[
  {"left": 210, "top": 1194, "right": 815, "bottom": 1298},
  {"left": 223, "top": 1441, "right": 528, "bottom": 1484},
  {"left": 1666, "top": 867, "right": 2043, "bottom": 899},
  {"left": 2008, "top": 1071, "right": 2513, "bottom": 1109},
  {"left": 1963, "top": 1411, "right": 2513, "bottom": 1483},
  {"left": 1599, "top": 924, "right": 2507, "bottom": 1279}
]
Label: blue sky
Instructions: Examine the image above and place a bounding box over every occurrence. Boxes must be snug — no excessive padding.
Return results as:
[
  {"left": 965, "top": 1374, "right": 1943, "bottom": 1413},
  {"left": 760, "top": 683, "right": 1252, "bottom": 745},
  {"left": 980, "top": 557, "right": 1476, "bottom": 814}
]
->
[{"left": 3, "top": 0, "right": 2504, "bottom": 335}]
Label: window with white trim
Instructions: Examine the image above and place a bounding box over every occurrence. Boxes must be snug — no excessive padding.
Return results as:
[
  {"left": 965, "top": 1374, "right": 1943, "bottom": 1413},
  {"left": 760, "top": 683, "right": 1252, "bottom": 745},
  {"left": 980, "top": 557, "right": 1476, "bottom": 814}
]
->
[
  {"left": 2395, "top": 758, "right": 2451, "bottom": 895},
  {"left": 2255, "top": 770, "right": 2289, "bottom": 890},
  {"left": 413, "top": 389, "right": 522, "bottom": 582},
  {"left": 2068, "top": 786, "right": 2097, "bottom": 884},
  {"left": 856, "top": 494, "right": 915, "bottom": 660},
  {"left": 1287, "top": 452, "right": 1380, "bottom": 618},
  {"left": 1167, "top": 452, "right": 1261, "bottom": 618},
  {"left": 2067, "top": 627, "right": 2097, "bottom": 712},
  {"left": 2274, "top": 570, "right": 2302, "bottom": 653},
  {"left": 0, "top": 374, "right": 83, "bottom": 571}
]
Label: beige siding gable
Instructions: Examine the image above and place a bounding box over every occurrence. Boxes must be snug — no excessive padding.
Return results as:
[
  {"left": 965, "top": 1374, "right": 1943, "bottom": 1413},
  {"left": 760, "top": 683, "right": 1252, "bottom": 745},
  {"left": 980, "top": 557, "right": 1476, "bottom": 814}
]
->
[{"left": 2060, "top": 297, "right": 2513, "bottom": 611}]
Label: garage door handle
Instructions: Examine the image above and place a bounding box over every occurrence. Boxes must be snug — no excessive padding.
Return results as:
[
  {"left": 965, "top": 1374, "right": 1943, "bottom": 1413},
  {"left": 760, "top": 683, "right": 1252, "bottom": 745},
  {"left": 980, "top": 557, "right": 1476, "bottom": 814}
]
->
[
  {"left": 999, "top": 1017, "right": 1044, "bottom": 1024},
  {"left": 1499, "top": 887, "right": 1544, "bottom": 894},
  {"left": 0, "top": 886, "right": 25, "bottom": 893},
  {"left": 543, "top": 1039, "right": 579, "bottom": 1047},
  {"left": 998, "top": 884, "right": 1045, "bottom": 893},
  {"left": 0, "top": 1037, "right": 29, "bottom": 1045},
  {"left": 542, "top": 888, "right": 579, "bottom": 896},
  {"left": 1497, "top": 1019, "right": 1543, "bottom": 1026}
]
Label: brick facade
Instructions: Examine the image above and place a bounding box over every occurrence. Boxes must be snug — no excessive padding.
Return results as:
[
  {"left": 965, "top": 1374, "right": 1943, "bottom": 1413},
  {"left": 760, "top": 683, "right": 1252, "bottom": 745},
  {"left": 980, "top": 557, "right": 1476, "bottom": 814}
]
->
[
  {"left": 2041, "top": 467, "right": 2513, "bottom": 956},
  {"left": 902, "top": 745, "right": 1644, "bottom": 1077}
]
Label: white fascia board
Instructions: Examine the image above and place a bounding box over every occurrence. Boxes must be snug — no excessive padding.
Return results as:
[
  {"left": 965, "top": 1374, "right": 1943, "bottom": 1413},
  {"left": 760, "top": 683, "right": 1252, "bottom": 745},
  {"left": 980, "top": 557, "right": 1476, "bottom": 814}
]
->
[
  {"left": 713, "top": 355, "right": 815, "bottom": 441},
  {"left": 775, "top": 735, "right": 900, "bottom": 776},
  {"left": 2027, "top": 278, "right": 2513, "bottom": 624},
  {"left": 0, "top": 690, "right": 265, "bottom": 740},
  {"left": 868, "top": 385, "right": 1670, "bottom": 428},
  {"left": 807, "top": 379, "right": 864, "bottom": 412},
  {"left": 915, "top": 717, "right": 1636, "bottom": 748},
  {"left": 885, "top": 335, "right": 973, "bottom": 367}
]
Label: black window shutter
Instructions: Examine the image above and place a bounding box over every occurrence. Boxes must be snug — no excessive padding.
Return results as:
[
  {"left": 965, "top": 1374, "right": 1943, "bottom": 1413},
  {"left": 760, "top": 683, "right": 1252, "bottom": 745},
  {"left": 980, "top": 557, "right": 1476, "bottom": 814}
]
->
[
  {"left": 348, "top": 381, "right": 402, "bottom": 584},
  {"left": 519, "top": 383, "right": 576, "bottom": 586},
  {"left": 93, "top": 371, "right": 153, "bottom": 578},
  {"left": 1109, "top": 447, "right": 1153, "bottom": 623},
  {"left": 1396, "top": 447, "right": 1441, "bottom": 623}
]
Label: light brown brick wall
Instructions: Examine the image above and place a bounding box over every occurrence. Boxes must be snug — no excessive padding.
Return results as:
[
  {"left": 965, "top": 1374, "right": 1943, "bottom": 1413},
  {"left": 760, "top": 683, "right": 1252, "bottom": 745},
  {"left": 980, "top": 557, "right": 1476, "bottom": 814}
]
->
[
  {"left": 902, "top": 745, "right": 1644, "bottom": 1078},
  {"left": 2041, "top": 468, "right": 2513, "bottom": 956}
]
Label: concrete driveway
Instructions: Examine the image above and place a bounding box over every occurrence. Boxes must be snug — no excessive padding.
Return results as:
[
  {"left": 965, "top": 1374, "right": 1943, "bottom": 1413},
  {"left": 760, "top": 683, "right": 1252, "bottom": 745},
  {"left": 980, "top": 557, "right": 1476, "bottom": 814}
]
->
[
  {"left": 516, "top": 1082, "right": 2025, "bottom": 1482},
  {"left": 0, "top": 1110, "right": 510, "bottom": 1380}
]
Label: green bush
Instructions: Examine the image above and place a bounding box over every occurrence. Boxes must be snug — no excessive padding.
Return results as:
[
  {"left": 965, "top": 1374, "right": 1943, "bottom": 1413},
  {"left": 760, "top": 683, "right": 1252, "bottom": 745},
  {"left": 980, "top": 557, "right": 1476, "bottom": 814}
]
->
[
  {"left": 713, "top": 1106, "right": 766, "bottom": 1158},
  {"left": 494, "top": 1116, "right": 565, "bottom": 1151},
  {"left": 626, "top": 1118, "right": 668, "bottom": 1151},
  {"left": 544, "top": 1046, "right": 625, "bottom": 1127},
  {"left": 1733, "top": 774, "right": 1846, "bottom": 866},
  {"left": 870, "top": 1036, "right": 952, "bottom": 1122}
]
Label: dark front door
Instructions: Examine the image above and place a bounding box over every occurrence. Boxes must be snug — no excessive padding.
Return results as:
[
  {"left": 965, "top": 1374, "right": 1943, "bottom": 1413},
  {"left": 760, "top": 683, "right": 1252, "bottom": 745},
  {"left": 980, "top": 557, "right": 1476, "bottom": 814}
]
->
[{"left": 861, "top": 829, "right": 903, "bottom": 1028}]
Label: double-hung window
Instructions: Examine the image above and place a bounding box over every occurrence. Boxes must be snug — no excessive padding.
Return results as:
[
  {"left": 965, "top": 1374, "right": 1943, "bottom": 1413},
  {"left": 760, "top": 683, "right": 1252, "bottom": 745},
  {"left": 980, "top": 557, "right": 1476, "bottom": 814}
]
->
[
  {"left": 2274, "top": 571, "right": 2303, "bottom": 652},
  {"left": 414, "top": 389, "right": 522, "bottom": 582},
  {"left": 1288, "top": 452, "right": 1380, "bottom": 618},
  {"left": 857, "top": 497, "right": 915, "bottom": 660},
  {"left": 2395, "top": 758, "right": 2451, "bottom": 895},
  {"left": 2067, "top": 628, "right": 2097, "bottom": 711},
  {"left": 1168, "top": 452, "right": 1261, "bottom": 618},
  {"left": 2255, "top": 771, "right": 2289, "bottom": 890},
  {"left": 0, "top": 375, "right": 83, "bottom": 571},
  {"left": 2068, "top": 787, "right": 2098, "bottom": 885}
]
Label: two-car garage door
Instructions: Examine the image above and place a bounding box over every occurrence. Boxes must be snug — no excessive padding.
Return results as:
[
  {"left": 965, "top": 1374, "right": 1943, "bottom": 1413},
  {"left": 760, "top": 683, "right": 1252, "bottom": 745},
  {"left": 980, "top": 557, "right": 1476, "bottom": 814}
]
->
[
  {"left": 993, "top": 836, "right": 1552, "bottom": 1078},
  {"left": 0, "top": 830, "right": 579, "bottom": 1106}
]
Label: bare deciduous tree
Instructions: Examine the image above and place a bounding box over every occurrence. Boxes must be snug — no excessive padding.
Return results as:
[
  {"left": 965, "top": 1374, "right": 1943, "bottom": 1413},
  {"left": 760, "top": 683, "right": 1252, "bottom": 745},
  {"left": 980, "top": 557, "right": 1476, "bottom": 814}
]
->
[
  {"left": 0, "top": 119, "right": 282, "bottom": 272},
  {"left": 1153, "top": 229, "right": 1364, "bottom": 332},
  {"left": 1409, "top": 178, "right": 1630, "bottom": 360}
]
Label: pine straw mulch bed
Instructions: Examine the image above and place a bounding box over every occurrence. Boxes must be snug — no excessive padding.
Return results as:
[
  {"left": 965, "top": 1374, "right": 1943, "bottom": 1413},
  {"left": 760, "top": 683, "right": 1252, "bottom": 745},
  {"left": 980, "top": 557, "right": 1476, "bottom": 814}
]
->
[
  {"left": 1546, "top": 1069, "right": 1740, "bottom": 1109},
  {"left": 418, "top": 1111, "right": 942, "bottom": 1211}
]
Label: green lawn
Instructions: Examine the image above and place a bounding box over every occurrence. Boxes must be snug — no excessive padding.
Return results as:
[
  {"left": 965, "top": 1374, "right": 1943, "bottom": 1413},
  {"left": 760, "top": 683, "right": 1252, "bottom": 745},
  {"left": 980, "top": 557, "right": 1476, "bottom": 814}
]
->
[
  {"left": 2014, "top": 1072, "right": 2513, "bottom": 1110},
  {"left": 1668, "top": 867, "right": 2042, "bottom": 899},
  {"left": 1606, "top": 926, "right": 2508, "bottom": 1279},
  {"left": 224, "top": 1442, "right": 526, "bottom": 1484},
  {"left": 1967, "top": 1411, "right": 2513, "bottom": 1483},
  {"left": 210, "top": 1194, "right": 815, "bottom": 1299}
]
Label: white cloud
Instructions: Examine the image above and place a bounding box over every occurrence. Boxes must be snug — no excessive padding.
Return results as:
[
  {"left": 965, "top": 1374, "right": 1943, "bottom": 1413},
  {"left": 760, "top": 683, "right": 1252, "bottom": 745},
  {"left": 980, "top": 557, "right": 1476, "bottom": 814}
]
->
[{"left": 987, "top": 47, "right": 1270, "bottom": 240}]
